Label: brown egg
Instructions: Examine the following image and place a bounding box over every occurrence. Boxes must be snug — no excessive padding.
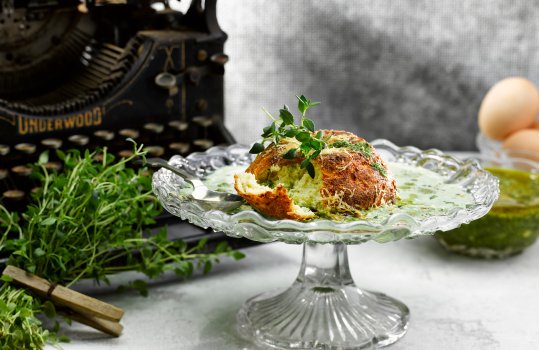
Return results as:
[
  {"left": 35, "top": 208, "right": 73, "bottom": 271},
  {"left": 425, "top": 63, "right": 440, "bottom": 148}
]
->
[
  {"left": 502, "top": 129, "right": 539, "bottom": 162},
  {"left": 478, "top": 77, "right": 539, "bottom": 140},
  {"left": 533, "top": 118, "right": 539, "bottom": 129}
]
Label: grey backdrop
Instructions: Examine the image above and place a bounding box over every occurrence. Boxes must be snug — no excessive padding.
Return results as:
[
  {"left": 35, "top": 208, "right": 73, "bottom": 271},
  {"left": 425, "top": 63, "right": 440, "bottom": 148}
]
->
[{"left": 215, "top": 0, "right": 539, "bottom": 150}]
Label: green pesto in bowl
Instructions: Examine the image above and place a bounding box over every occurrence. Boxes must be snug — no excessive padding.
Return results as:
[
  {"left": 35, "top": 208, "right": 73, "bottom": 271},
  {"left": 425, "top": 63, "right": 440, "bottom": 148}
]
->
[{"left": 436, "top": 166, "right": 539, "bottom": 258}]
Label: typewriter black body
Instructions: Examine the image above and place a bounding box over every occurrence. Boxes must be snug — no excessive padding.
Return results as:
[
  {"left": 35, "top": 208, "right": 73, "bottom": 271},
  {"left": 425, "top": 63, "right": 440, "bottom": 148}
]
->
[{"left": 0, "top": 0, "right": 251, "bottom": 251}]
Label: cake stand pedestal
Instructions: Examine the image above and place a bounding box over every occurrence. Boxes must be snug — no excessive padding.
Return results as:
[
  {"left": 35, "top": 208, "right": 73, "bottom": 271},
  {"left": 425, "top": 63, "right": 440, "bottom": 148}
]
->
[{"left": 237, "top": 243, "right": 408, "bottom": 349}]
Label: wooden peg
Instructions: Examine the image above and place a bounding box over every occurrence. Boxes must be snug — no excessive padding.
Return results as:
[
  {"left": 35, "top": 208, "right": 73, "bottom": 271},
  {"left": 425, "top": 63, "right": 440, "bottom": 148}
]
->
[{"left": 2, "top": 265, "right": 124, "bottom": 337}]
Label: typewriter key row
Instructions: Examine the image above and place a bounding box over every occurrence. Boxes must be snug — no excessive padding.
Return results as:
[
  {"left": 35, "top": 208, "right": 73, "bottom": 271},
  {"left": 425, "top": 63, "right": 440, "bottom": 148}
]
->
[
  {"left": 1, "top": 115, "right": 216, "bottom": 157},
  {"left": 1, "top": 115, "right": 225, "bottom": 213}
]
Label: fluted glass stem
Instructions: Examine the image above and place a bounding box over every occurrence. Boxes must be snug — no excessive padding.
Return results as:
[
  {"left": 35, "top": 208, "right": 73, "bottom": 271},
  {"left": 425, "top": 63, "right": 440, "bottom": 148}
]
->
[{"left": 297, "top": 242, "right": 354, "bottom": 287}]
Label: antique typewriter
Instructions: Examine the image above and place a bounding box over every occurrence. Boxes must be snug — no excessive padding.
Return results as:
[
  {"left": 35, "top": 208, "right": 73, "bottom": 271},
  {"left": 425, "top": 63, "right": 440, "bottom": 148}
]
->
[{"left": 0, "top": 0, "right": 250, "bottom": 250}]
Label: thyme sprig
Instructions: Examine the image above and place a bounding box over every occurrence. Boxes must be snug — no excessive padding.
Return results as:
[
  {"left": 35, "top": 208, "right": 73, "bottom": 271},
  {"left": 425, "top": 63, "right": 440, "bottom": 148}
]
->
[{"left": 249, "top": 95, "right": 326, "bottom": 178}]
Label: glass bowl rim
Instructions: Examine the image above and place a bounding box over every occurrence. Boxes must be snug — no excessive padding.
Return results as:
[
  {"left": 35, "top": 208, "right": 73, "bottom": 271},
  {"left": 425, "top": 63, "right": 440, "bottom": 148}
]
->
[{"left": 476, "top": 132, "right": 539, "bottom": 171}]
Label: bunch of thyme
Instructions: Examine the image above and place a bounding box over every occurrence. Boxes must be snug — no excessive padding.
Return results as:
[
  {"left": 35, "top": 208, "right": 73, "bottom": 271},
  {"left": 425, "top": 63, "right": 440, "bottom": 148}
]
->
[
  {"left": 0, "top": 142, "right": 245, "bottom": 348},
  {"left": 1, "top": 143, "right": 243, "bottom": 291}
]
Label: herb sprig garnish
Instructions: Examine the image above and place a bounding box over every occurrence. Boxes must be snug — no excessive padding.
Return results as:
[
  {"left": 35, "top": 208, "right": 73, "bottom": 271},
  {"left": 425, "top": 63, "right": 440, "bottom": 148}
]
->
[{"left": 249, "top": 95, "right": 326, "bottom": 178}]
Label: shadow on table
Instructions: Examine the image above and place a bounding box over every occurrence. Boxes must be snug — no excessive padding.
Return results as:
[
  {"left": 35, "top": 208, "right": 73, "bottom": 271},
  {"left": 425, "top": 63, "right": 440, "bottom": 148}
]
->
[{"left": 192, "top": 305, "right": 267, "bottom": 350}]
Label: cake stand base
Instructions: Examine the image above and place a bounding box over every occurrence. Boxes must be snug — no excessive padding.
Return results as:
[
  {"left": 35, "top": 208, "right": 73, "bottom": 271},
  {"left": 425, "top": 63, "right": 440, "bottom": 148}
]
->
[{"left": 236, "top": 243, "right": 409, "bottom": 349}]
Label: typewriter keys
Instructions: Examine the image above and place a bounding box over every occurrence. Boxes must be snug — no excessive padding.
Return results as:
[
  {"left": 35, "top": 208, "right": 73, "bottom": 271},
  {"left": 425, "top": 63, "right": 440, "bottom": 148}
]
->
[
  {"left": 41, "top": 138, "right": 63, "bottom": 149},
  {"left": 144, "top": 146, "right": 165, "bottom": 157},
  {"left": 169, "top": 142, "right": 190, "bottom": 154},
  {"left": 168, "top": 120, "right": 189, "bottom": 131},
  {"left": 119, "top": 129, "right": 140, "bottom": 139},
  {"left": 3, "top": 190, "right": 25, "bottom": 201},
  {"left": 193, "top": 139, "right": 214, "bottom": 150},
  {"left": 0, "top": 144, "right": 9, "bottom": 156},
  {"left": 143, "top": 123, "right": 165, "bottom": 134},
  {"left": 118, "top": 150, "right": 134, "bottom": 158},
  {"left": 68, "top": 135, "right": 90, "bottom": 146},
  {"left": 94, "top": 130, "right": 115, "bottom": 141},
  {"left": 43, "top": 162, "right": 62, "bottom": 172},
  {"left": 192, "top": 116, "right": 213, "bottom": 127},
  {"left": 11, "top": 165, "right": 32, "bottom": 177},
  {"left": 14, "top": 143, "right": 36, "bottom": 155}
]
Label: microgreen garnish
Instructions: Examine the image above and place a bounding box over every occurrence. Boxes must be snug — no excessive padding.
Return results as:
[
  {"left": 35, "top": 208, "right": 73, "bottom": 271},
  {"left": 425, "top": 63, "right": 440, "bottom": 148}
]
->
[
  {"left": 371, "top": 162, "right": 387, "bottom": 177},
  {"left": 249, "top": 95, "right": 325, "bottom": 178}
]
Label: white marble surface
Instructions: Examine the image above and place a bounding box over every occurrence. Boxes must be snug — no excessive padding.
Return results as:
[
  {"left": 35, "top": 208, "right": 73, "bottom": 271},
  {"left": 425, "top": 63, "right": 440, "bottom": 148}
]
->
[{"left": 47, "top": 236, "right": 539, "bottom": 350}]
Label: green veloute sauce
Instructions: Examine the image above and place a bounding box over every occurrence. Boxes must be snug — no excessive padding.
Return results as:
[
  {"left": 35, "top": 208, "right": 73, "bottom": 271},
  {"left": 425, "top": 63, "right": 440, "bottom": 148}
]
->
[
  {"left": 202, "top": 162, "right": 475, "bottom": 224},
  {"left": 436, "top": 167, "right": 539, "bottom": 258}
]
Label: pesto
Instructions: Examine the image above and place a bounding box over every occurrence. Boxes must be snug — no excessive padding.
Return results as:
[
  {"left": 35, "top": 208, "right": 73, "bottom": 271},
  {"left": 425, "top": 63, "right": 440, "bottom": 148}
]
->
[
  {"left": 489, "top": 167, "right": 539, "bottom": 207},
  {"left": 329, "top": 140, "right": 372, "bottom": 158},
  {"left": 371, "top": 162, "right": 387, "bottom": 178}
]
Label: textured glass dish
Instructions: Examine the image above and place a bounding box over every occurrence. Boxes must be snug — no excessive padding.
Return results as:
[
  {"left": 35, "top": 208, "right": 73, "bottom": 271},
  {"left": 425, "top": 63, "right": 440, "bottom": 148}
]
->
[{"left": 152, "top": 140, "right": 498, "bottom": 350}]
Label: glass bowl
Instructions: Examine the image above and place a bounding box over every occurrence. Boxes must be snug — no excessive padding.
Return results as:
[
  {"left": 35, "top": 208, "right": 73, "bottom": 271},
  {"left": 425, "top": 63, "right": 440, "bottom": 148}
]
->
[
  {"left": 476, "top": 131, "right": 539, "bottom": 163},
  {"left": 435, "top": 154, "right": 539, "bottom": 258},
  {"left": 152, "top": 140, "right": 498, "bottom": 350}
]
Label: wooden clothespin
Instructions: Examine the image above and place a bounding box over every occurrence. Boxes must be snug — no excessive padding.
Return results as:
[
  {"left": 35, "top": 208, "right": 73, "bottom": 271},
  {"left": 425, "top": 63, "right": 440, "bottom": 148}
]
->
[{"left": 2, "top": 265, "right": 124, "bottom": 337}]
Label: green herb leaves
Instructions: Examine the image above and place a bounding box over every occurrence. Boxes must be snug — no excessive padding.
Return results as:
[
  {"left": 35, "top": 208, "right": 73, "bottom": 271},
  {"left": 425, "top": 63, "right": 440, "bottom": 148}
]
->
[
  {"left": 248, "top": 142, "right": 265, "bottom": 154},
  {"left": 250, "top": 95, "right": 325, "bottom": 178},
  {"left": 0, "top": 144, "right": 245, "bottom": 289},
  {"left": 297, "top": 94, "right": 320, "bottom": 115},
  {"left": 0, "top": 282, "right": 65, "bottom": 349},
  {"left": 283, "top": 148, "right": 297, "bottom": 159},
  {"left": 302, "top": 118, "right": 315, "bottom": 132},
  {"left": 280, "top": 108, "right": 295, "bottom": 125}
]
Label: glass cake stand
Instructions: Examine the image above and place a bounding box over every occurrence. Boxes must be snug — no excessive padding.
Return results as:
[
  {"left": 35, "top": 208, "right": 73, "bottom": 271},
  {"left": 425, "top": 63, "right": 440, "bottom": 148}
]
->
[{"left": 152, "top": 140, "right": 499, "bottom": 350}]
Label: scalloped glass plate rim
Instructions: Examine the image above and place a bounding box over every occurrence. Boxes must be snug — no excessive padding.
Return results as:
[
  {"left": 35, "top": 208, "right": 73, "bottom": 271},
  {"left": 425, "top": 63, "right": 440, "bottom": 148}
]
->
[{"left": 152, "top": 139, "right": 499, "bottom": 243}]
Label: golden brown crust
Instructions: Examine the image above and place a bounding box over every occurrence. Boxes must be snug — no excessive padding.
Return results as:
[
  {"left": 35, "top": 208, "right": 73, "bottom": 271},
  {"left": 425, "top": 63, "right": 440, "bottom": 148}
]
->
[
  {"left": 233, "top": 175, "right": 314, "bottom": 220},
  {"left": 237, "top": 129, "right": 397, "bottom": 219},
  {"left": 315, "top": 149, "right": 396, "bottom": 210}
]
